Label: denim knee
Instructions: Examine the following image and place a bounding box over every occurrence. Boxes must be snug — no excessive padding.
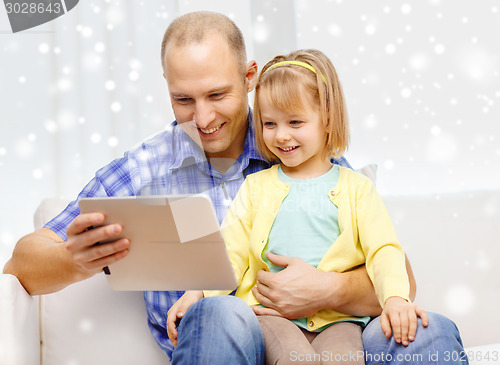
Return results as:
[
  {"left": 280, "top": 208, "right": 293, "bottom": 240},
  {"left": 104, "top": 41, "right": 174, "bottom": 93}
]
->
[
  {"left": 188, "top": 295, "right": 258, "bottom": 326},
  {"left": 174, "top": 296, "right": 265, "bottom": 365},
  {"left": 362, "top": 312, "right": 467, "bottom": 365}
]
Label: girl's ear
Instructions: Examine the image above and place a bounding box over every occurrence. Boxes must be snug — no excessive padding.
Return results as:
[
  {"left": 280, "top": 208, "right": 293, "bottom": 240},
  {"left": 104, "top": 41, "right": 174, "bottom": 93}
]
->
[{"left": 245, "top": 60, "right": 258, "bottom": 93}]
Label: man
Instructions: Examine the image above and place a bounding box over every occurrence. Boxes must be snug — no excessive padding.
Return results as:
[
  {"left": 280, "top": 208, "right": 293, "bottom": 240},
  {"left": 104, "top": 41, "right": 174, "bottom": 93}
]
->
[{"left": 4, "top": 11, "right": 467, "bottom": 365}]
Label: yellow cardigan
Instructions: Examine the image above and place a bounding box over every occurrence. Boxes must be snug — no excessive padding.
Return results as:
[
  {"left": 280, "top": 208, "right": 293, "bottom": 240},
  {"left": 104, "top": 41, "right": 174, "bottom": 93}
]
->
[{"left": 205, "top": 164, "right": 409, "bottom": 331}]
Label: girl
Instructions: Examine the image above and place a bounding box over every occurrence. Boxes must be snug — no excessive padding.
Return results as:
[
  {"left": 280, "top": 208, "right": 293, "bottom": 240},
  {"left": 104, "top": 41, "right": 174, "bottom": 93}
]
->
[{"left": 167, "top": 49, "right": 427, "bottom": 364}]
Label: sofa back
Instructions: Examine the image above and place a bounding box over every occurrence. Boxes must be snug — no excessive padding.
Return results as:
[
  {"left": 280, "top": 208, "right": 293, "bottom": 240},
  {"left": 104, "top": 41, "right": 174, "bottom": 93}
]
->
[{"left": 383, "top": 190, "right": 500, "bottom": 347}]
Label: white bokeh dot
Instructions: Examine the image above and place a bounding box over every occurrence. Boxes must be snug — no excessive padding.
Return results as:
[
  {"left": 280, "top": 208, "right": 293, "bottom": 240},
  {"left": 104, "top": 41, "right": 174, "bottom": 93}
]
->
[
  {"left": 129, "top": 71, "right": 139, "bottom": 81},
  {"left": 90, "top": 133, "right": 102, "bottom": 144},
  {"left": 111, "top": 102, "right": 122, "bottom": 113},
  {"left": 39, "top": 43, "right": 50, "bottom": 54},
  {"left": 105, "top": 80, "right": 116, "bottom": 91},
  {"left": 401, "top": 4, "right": 412, "bottom": 14},
  {"left": 58, "top": 78, "right": 72, "bottom": 91},
  {"left": 384, "top": 160, "right": 395, "bottom": 170},
  {"left": 430, "top": 125, "right": 441, "bottom": 136},
  {"left": 445, "top": 285, "right": 475, "bottom": 315},
  {"left": 254, "top": 23, "right": 269, "bottom": 43},
  {"left": 328, "top": 23, "right": 342, "bottom": 37},
  {"left": 401, "top": 88, "right": 412, "bottom": 98},
  {"left": 385, "top": 44, "right": 396, "bottom": 54},
  {"left": 365, "top": 23, "right": 376, "bottom": 35},
  {"left": 33, "top": 168, "right": 43, "bottom": 179},
  {"left": 108, "top": 136, "right": 119, "bottom": 147},
  {"left": 44, "top": 120, "right": 58, "bottom": 133},
  {"left": 409, "top": 53, "right": 430, "bottom": 71},
  {"left": 81, "top": 26, "right": 93, "bottom": 38},
  {"left": 434, "top": 44, "right": 445, "bottom": 54},
  {"left": 364, "top": 114, "right": 378, "bottom": 129},
  {"left": 94, "top": 42, "right": 106, "bottom": 53}
]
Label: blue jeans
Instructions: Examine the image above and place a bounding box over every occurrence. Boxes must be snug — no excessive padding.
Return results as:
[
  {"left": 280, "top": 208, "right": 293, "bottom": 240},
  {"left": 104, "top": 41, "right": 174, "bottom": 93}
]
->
[
  {"left": 171, "top": 296, "right": 265, "bottom": 365},
  {"left": 170, "top": 298, "right": 466, "bottom": 365},
  {"left": 363, "top": 312, "right": 469, "bottom": 365}
]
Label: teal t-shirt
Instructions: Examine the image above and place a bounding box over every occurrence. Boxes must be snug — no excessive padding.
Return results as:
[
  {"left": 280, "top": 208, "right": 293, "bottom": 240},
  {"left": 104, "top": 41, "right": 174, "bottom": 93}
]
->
[
  {"left": 264, "top": 165, "right": 340, "bottom": 271},
  {"left": 263, "top": 165, "right": 341, "bottom": 331},
  {"left": 262, "top": 164, "right": 370, "bottom": 331}
]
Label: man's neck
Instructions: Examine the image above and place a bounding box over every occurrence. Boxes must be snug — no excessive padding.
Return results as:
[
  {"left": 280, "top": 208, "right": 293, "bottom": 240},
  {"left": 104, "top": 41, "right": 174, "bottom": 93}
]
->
[{"left": 208, "top": 157, "right": 238, "bottom": 175}]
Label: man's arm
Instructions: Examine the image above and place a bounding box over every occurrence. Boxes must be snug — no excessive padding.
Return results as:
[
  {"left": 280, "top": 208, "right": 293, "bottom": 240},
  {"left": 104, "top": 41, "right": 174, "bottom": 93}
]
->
[
  {"left": 3, "top": 213, "right": 130, "bottom": 296},
  {"left": 251, "top": 253, "right": 416, "bottom": 319}
]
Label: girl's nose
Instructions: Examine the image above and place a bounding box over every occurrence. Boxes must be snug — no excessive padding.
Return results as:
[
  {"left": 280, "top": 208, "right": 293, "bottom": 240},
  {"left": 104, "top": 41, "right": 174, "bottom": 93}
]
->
[{"left": 276, "top": 127, "right": 291, "bottom": 142}]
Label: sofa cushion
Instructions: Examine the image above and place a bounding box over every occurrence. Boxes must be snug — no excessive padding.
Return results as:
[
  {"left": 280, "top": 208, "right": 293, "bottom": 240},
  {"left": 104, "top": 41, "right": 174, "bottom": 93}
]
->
[{"left": 40, "top": 274, "right": 168, "bottom": 365}]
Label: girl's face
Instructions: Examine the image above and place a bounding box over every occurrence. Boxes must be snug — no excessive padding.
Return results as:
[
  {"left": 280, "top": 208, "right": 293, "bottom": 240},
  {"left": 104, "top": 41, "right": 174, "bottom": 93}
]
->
[{"left": 258, "top": 88, "right": 332, "bottom": 179}]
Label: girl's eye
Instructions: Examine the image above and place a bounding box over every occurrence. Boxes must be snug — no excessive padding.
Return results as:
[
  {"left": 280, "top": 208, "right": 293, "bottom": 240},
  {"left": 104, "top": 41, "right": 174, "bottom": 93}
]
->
[
  {"left": 290, "top": 120, "right": 303, "bottom": 126},
  {"left": 263, "top": 121, "right": 275, "bottom": 127}
]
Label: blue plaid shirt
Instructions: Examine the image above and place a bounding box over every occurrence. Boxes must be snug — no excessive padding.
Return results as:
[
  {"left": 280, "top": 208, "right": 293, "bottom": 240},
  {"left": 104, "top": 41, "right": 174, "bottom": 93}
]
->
[{"left": 45, "top": 111, "right": 351, "bottom": 360}]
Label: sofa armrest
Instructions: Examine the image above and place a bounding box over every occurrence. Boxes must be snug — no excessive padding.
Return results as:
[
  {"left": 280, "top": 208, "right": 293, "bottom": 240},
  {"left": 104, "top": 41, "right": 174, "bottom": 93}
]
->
[{"left": 0, "top": 274, "right": 40, "bottom": 365}]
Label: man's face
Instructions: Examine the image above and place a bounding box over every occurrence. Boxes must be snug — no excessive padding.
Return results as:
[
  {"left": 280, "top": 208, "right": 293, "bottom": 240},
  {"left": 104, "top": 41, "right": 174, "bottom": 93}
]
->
[{"left": 164, "top": 34, "right": 257, "bottom": 161}]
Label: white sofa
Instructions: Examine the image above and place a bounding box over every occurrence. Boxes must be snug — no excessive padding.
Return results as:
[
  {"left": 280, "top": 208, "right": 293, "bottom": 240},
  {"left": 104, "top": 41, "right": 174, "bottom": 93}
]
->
[{"left": 1, "top": 191, "right": 500, "bottom": 365}]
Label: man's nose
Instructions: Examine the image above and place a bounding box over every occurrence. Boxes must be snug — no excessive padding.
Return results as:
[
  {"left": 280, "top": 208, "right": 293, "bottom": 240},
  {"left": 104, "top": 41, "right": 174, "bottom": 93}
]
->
[{"left": 193, "top": 101, "right": 216, "bottom": 128}]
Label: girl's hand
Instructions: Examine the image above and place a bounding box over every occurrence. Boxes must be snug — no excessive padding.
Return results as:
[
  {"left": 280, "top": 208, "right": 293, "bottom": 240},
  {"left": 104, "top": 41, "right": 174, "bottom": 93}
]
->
[
  {"left": 381, "top": 297, "right": 428, "bottom": 346},
  {"left": 166, "top": 290, "right": 204, "bottom": 346}
]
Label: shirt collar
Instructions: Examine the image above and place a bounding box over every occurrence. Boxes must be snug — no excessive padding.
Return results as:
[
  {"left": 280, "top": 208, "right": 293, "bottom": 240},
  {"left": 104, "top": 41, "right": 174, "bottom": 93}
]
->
[{"left": 242, "top": 109, "right": 269, "bottom": 163}]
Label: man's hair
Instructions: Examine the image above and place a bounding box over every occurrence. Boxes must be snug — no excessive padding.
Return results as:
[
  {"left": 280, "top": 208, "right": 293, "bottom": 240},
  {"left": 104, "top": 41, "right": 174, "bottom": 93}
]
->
[
  {"left": 161, "top": 11, "right": 247, "bottom": 73},
  {"left": 253, "top": 49, "right": 350, "bottom": 163}
]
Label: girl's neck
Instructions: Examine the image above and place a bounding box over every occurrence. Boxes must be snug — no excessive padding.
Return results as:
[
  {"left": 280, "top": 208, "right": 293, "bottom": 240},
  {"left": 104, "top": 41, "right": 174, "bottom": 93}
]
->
[{"left": 280, "top": 159, "right": 333, "bottom": 180}]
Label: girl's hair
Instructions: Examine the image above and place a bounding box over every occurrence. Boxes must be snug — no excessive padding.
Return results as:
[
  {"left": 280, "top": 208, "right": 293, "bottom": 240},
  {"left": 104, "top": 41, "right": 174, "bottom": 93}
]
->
[{"left": 253, "top": 49, "right": 350, "bottom": 163}]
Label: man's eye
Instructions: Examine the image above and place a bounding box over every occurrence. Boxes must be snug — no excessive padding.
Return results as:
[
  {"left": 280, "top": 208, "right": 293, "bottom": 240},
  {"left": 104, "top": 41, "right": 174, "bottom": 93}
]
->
[
  {"left": 175, "top": 97, "right": 191, "bottom": 104},
  {"left": 210, "top": 93, "right": 224, "bottom": 99}
]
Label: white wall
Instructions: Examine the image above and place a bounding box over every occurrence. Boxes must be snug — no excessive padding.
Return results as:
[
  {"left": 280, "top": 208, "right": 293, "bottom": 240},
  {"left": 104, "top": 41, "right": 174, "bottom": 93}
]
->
[{"left": 1, "top": 1, "right": 499, "bottom": 266}]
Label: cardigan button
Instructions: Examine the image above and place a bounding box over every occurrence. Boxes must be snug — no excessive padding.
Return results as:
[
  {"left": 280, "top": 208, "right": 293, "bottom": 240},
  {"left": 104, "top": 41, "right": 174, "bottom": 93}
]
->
[{"left": 308, "top": 320, "right": 314, "bottom": 327}]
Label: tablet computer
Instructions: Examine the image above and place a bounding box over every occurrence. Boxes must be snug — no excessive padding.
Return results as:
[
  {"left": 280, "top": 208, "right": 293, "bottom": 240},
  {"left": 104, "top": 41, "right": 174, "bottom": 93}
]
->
[{"left": 78, "top": 194, "right": 237, "bottom": 291}]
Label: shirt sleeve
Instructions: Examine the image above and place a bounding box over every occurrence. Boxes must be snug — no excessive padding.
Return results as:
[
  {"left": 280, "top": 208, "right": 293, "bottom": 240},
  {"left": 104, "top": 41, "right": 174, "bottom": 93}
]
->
[{"left": 44, "top": 154, "right": 138, "bottom": 240}]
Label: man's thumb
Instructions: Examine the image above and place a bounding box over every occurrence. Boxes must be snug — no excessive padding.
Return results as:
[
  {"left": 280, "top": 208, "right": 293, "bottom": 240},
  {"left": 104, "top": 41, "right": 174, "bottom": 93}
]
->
[{"left": 266, "top": 252, "right": 290, "bottom": 268}]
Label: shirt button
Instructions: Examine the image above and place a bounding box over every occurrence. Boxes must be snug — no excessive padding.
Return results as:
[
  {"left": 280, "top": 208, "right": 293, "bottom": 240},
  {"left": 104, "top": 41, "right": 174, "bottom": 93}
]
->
[{"left": 308, "top": 321, "right": 314, "bottom": 327}]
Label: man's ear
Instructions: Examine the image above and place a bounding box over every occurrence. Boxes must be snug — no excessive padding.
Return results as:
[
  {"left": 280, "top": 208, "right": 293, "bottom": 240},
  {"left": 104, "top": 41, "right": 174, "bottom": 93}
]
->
[{"left": 245, "top": 60, "right": 258, "bottom": 93}]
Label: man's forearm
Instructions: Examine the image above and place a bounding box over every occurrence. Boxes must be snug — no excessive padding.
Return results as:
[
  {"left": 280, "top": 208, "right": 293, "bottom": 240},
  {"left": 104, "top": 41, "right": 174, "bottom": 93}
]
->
[
  {"left": 3, "top": 228, "right": 92, "bottom": 295},
  {"left": 325, "top": 255, "right": 417, "bottom": 317},
  {"left": 325, "top": 266, "right": 383, "bottom": 317}
]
